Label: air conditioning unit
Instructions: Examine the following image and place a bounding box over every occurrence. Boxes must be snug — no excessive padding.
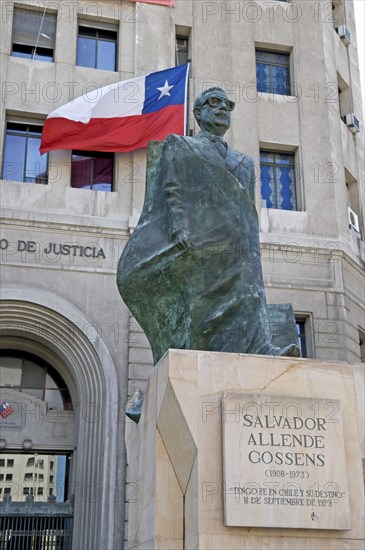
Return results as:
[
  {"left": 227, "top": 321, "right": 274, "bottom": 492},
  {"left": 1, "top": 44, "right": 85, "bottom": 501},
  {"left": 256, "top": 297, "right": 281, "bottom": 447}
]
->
[
  {"left": 341, "top": 113, "right": 361, "bottom": 133},
  {"left": 336, "top": 25, "right": 351, "bottom": 46},
  {"left": 348, "top": 207, "right": 360, "bottom": 233}
]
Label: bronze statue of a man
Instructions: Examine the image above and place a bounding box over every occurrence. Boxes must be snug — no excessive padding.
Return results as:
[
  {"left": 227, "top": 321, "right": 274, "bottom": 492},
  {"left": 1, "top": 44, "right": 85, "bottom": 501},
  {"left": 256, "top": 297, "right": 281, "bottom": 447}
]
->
[{"left": 117, "top": 87, "right": 299, "bottom": 369}]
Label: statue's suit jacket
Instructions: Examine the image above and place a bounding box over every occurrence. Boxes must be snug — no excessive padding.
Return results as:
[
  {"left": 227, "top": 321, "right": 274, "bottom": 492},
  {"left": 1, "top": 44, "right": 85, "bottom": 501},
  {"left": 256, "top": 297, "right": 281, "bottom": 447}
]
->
[
  {"left": 192, "top": 130, "right": 256, "bottom": 203},
  {"left": 117, "top": 133, "right": 271, "bottom": 364}
]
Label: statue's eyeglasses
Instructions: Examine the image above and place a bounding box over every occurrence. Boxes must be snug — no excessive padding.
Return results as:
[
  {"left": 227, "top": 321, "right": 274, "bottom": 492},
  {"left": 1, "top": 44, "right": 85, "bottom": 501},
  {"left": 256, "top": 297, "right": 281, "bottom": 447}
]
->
[{"left": 204, "top": 96, "right": 235, "bottom": 111}]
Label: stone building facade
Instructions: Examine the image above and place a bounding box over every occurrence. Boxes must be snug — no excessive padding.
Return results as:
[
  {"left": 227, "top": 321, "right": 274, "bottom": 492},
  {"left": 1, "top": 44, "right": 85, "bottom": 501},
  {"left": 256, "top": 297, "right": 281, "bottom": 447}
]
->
[{"left": 0, "top": 1, "right": 364, "bottom": 548}]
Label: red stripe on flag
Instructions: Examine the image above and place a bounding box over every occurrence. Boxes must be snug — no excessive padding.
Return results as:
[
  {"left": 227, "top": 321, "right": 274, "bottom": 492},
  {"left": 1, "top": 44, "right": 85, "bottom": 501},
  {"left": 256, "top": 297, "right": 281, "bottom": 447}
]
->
[
  {"left": 40, "top": 105, "right": 184, "bottom": 154},
  {"left": 130, "top": 0, "right": 175, "bottom": 6}
]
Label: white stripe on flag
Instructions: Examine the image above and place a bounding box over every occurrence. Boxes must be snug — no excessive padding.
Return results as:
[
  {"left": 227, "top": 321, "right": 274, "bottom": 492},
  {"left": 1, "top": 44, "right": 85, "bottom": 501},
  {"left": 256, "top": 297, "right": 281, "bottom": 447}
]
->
[{"left": 48, "top": 75, "right": 146, "bottom": 122}]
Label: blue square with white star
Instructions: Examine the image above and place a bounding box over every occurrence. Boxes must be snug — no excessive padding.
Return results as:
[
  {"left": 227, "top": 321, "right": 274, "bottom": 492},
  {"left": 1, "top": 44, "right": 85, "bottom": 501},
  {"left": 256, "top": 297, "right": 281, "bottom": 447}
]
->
[{"left": 142, "top": 65, "right": 188, "bottom": 114}]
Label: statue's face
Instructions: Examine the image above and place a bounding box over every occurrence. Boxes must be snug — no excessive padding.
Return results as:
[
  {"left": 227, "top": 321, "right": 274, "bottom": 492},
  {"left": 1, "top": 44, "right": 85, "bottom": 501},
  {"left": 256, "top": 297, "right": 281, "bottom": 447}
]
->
[{"left": 195, "top": 91, "right": 234, "bottom": 136}]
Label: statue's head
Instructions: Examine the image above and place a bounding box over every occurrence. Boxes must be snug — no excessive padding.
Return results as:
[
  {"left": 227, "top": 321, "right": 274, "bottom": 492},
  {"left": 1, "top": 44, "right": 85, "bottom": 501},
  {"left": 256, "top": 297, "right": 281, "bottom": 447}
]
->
[{"left": 193, "top": 87, "right": 235, "bottom": 136}]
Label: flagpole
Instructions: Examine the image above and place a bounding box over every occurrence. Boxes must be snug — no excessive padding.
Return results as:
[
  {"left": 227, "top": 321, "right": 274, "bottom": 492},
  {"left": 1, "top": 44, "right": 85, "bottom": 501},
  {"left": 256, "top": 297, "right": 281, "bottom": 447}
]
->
[{"left": 33, "top": 5, "right": 48, "bottom": 60}]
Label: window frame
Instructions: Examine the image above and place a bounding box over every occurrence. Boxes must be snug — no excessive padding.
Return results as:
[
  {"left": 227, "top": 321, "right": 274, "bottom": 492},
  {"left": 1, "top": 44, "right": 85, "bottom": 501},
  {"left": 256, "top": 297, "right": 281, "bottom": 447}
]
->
[
  {"left": 295, "top": 315, "right": 314, "bottom": 358},
  {"left": 260, "top": 149, "right": 298, "bottom": 210},
  {"left": 256, "top": 49, "right": 291, "bottom": 96},
  {"left": 0, "top": 350, "right": 72, "bottom": 409},
  {"left": 11, "top": 6, "right": 57, "bottom": 62},
  {"left": 176, "top": 35, "right": 189, "bottom": 67},
  {"left": 76, "top": 19, "right": 118, "bottom": 72},
  {"left": 71, "top": 150, "right": 115, "bottom": 192},
  {"left": 2, "top": 121, "right": 49, "bottom": 184}
]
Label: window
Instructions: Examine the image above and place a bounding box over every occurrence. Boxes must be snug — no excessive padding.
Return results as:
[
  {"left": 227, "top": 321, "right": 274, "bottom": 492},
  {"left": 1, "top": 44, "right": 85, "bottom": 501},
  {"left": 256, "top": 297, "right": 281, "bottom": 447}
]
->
[
  {"left": 4, "top": 488, "right": 11, "bottom": 495},
  {"left": 0, "top": 351, "right": 72, "bottom": 409},
  {"left": 256, "top": 50, "right": 290, "bottom": 95},
  {"left": 27, "top": 457, "right": 35, "bottom": 467},
  {"left": 71, "top": 151, "right": 114, "bottom": 191},
  {"left": 0, "top": 474, "right": 3, "bottom": 481},
  {"left": 176, "top": 36, "right": 189, "bottom": 66},
  {"left": 11, "top": 7, "right": 56, "bottom": 62},
  {"left": 2, "top": 123, "right": 48, "bottom": 184},
  {"left": 0, "top": 460, "right": 4, "bottom": 467},
  {"left": 5, "top": 474, "right": 13, "bottom": 481},
  {"left": 77, "top": 25, "right": 117, "bottom": 71},
  {"left": 24, "top": 473, "right": 33, "bottom": 481},
  {"left": 346, "top": 170, "right": 362, "bottom": 235},
  {"left": 296, "top": 320, "right": 307, "bottom": 357},
  {"left": 295, "top": 316, "right": 314, "bottom": 358},
  {"left": 260, "top": 150, "right": 297, "bottom": 210},
  {"left": 38, "top": 474, "right": 44, "bottom": 481},
  {"left": 37, "top": 460, "right": 44, "bottom": 469},
  {"left": 7, "top": 459, "right": 14, "bottom": 467},
  {"left": 37, "top": 487, "right": 44, "bottom": 496},
  {"left": 50, "top": 461, "right": 54, "bottom": 470},
  {"left": 49, "top": 475, "right": 54, "bottom": 483}
]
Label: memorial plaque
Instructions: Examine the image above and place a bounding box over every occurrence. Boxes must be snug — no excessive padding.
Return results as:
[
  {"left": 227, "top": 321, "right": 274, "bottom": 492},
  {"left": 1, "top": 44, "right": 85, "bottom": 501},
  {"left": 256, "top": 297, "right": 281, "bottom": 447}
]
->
[{"left": 223, "top": 392, "right": 350, "bottom": 529}]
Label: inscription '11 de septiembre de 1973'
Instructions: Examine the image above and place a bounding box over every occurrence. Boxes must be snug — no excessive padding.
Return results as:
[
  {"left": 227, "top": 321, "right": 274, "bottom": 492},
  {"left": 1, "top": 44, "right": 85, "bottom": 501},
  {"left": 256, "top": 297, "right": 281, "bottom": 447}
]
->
[{"left": 222, "top": 393, "right": 351, "bottom": 530}]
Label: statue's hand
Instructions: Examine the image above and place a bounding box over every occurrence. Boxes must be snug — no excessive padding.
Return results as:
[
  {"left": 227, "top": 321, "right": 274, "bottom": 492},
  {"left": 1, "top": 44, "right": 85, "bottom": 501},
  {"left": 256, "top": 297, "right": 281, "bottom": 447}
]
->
[{"left": 172, "top": 229, "right": 195, "bottom": 251}]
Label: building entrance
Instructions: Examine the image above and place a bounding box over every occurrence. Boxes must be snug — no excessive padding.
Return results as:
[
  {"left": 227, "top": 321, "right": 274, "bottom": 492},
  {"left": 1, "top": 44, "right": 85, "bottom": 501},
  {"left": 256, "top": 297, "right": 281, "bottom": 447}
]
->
[{"left": 0, "top": 351, "right": 75, "bottom": 549}]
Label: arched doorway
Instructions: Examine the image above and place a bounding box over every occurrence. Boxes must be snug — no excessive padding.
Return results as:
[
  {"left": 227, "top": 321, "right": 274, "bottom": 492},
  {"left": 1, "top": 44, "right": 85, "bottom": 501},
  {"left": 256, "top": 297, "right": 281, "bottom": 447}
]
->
[
  {"left": 0, "top": 350, "right": 75, "bottom": 549},
  {"left": 0, "top": 297, "right": 119, "bottom": 550}
]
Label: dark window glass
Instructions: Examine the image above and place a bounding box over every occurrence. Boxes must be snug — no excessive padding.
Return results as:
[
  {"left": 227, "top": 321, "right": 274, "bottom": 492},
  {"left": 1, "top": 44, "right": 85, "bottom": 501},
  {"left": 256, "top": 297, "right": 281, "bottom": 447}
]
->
[
  {"left": 76, "top": 26, "right": 117, "bottom": 71},
  {"left": 0, "top": 475, "right": 3, "bottom": 481},
  {"left": 296, "top": 320, "right": 308, "bottom": 358},
  {"left": 12, "top": 44, "right": 53, "bottom": 61},
  {"left": 256, "top": 50, "right": 290, "bottom": 95},
  {"left": 0, "top": 460, "right": 4, "bottom": 467},
  {"left": 11, "top": 8, "right": 56, "bottom": 62},
  {"left": 5, "top": 474, "right": 12, "bottom": 481},
  {"left": 2, "top": 123, "right": 48, "bottom": 183},
  {"left": 7, "top": 460, "right": 14, "bottom": 467},
  {"left": 4, "top": 489, "right": 11, "bottom": 495},
  {"left": 260, "top": 150, "right": 297, "bottom": 210},
  {"left": 76, "top": 37, "right": 96, "bottom": 69},
  {"left": 71, "top": 151, "right": 114, "bottom": 191},
  {"left": 0, "top": 351, "right": 72, "bottom": 410},
  {"left": 176, "top": 36, "right": 189, "bottom": 66},
  {"left": 27, "top": 457, "right": 35, "bottom": 467}
]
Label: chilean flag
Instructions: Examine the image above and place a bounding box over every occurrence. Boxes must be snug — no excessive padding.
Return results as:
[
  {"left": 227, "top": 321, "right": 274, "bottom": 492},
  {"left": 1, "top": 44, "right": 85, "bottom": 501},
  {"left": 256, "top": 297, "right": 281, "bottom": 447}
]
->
[
  {"left": 40, "top": 64, "right": 189, "bottom": 154},
  {"left": 0, "top": 402, "right": 15, "bottom": 419}
]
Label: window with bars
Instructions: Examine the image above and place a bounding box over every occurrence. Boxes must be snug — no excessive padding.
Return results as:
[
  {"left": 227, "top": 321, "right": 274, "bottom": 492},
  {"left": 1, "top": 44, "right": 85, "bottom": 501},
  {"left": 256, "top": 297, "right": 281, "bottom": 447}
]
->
[
  {"left": 260, "top": 150, "right": 297, "bottom": 210},
  {"left": 2, "top": 123, "right": 48, "bottom": 184},
  {"left": 71, "top": 151, "right": 114, "bottom": 191},
  {"left": 256, "top": 50, "right": 290, "bottom": 95},
  {"left": 76, "top": 25, "right": 117, "bottom": 71},
  {"left": 11, "top": 7, "right": 56, "bottom": 61}
]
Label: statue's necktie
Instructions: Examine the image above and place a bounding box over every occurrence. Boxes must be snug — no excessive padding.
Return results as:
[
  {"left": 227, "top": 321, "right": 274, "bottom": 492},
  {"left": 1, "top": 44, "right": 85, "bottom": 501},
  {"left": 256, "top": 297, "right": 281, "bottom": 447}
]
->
[{"left": 212, "top": 137, "right": 227, "bottom": 158}]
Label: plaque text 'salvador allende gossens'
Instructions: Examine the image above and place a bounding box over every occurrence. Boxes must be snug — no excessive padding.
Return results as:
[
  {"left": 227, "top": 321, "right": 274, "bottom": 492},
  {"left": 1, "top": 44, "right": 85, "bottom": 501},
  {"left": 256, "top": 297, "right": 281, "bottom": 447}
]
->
[{"left": 243, "top": 413, "right": 326, "bottom": 467}]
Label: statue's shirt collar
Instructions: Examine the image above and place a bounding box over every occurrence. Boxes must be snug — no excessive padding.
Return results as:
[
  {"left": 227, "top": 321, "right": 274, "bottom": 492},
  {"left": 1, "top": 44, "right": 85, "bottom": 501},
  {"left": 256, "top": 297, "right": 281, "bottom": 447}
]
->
[{"left": 196, "top": 130, "right": 227, "bottom": 147}]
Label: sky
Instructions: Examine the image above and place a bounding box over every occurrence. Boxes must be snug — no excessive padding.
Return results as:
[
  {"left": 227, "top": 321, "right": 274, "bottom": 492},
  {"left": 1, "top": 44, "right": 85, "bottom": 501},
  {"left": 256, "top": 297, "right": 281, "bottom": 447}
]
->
[{"left": 353, "top": 0, "right": 365, "bottom": 115}]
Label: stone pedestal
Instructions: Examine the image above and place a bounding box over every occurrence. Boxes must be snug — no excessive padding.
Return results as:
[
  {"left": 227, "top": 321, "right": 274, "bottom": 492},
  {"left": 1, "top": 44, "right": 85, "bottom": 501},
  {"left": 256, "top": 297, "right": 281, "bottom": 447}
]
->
[{"left": 125, "top": 350, "right": 364, "bottom": 549}]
